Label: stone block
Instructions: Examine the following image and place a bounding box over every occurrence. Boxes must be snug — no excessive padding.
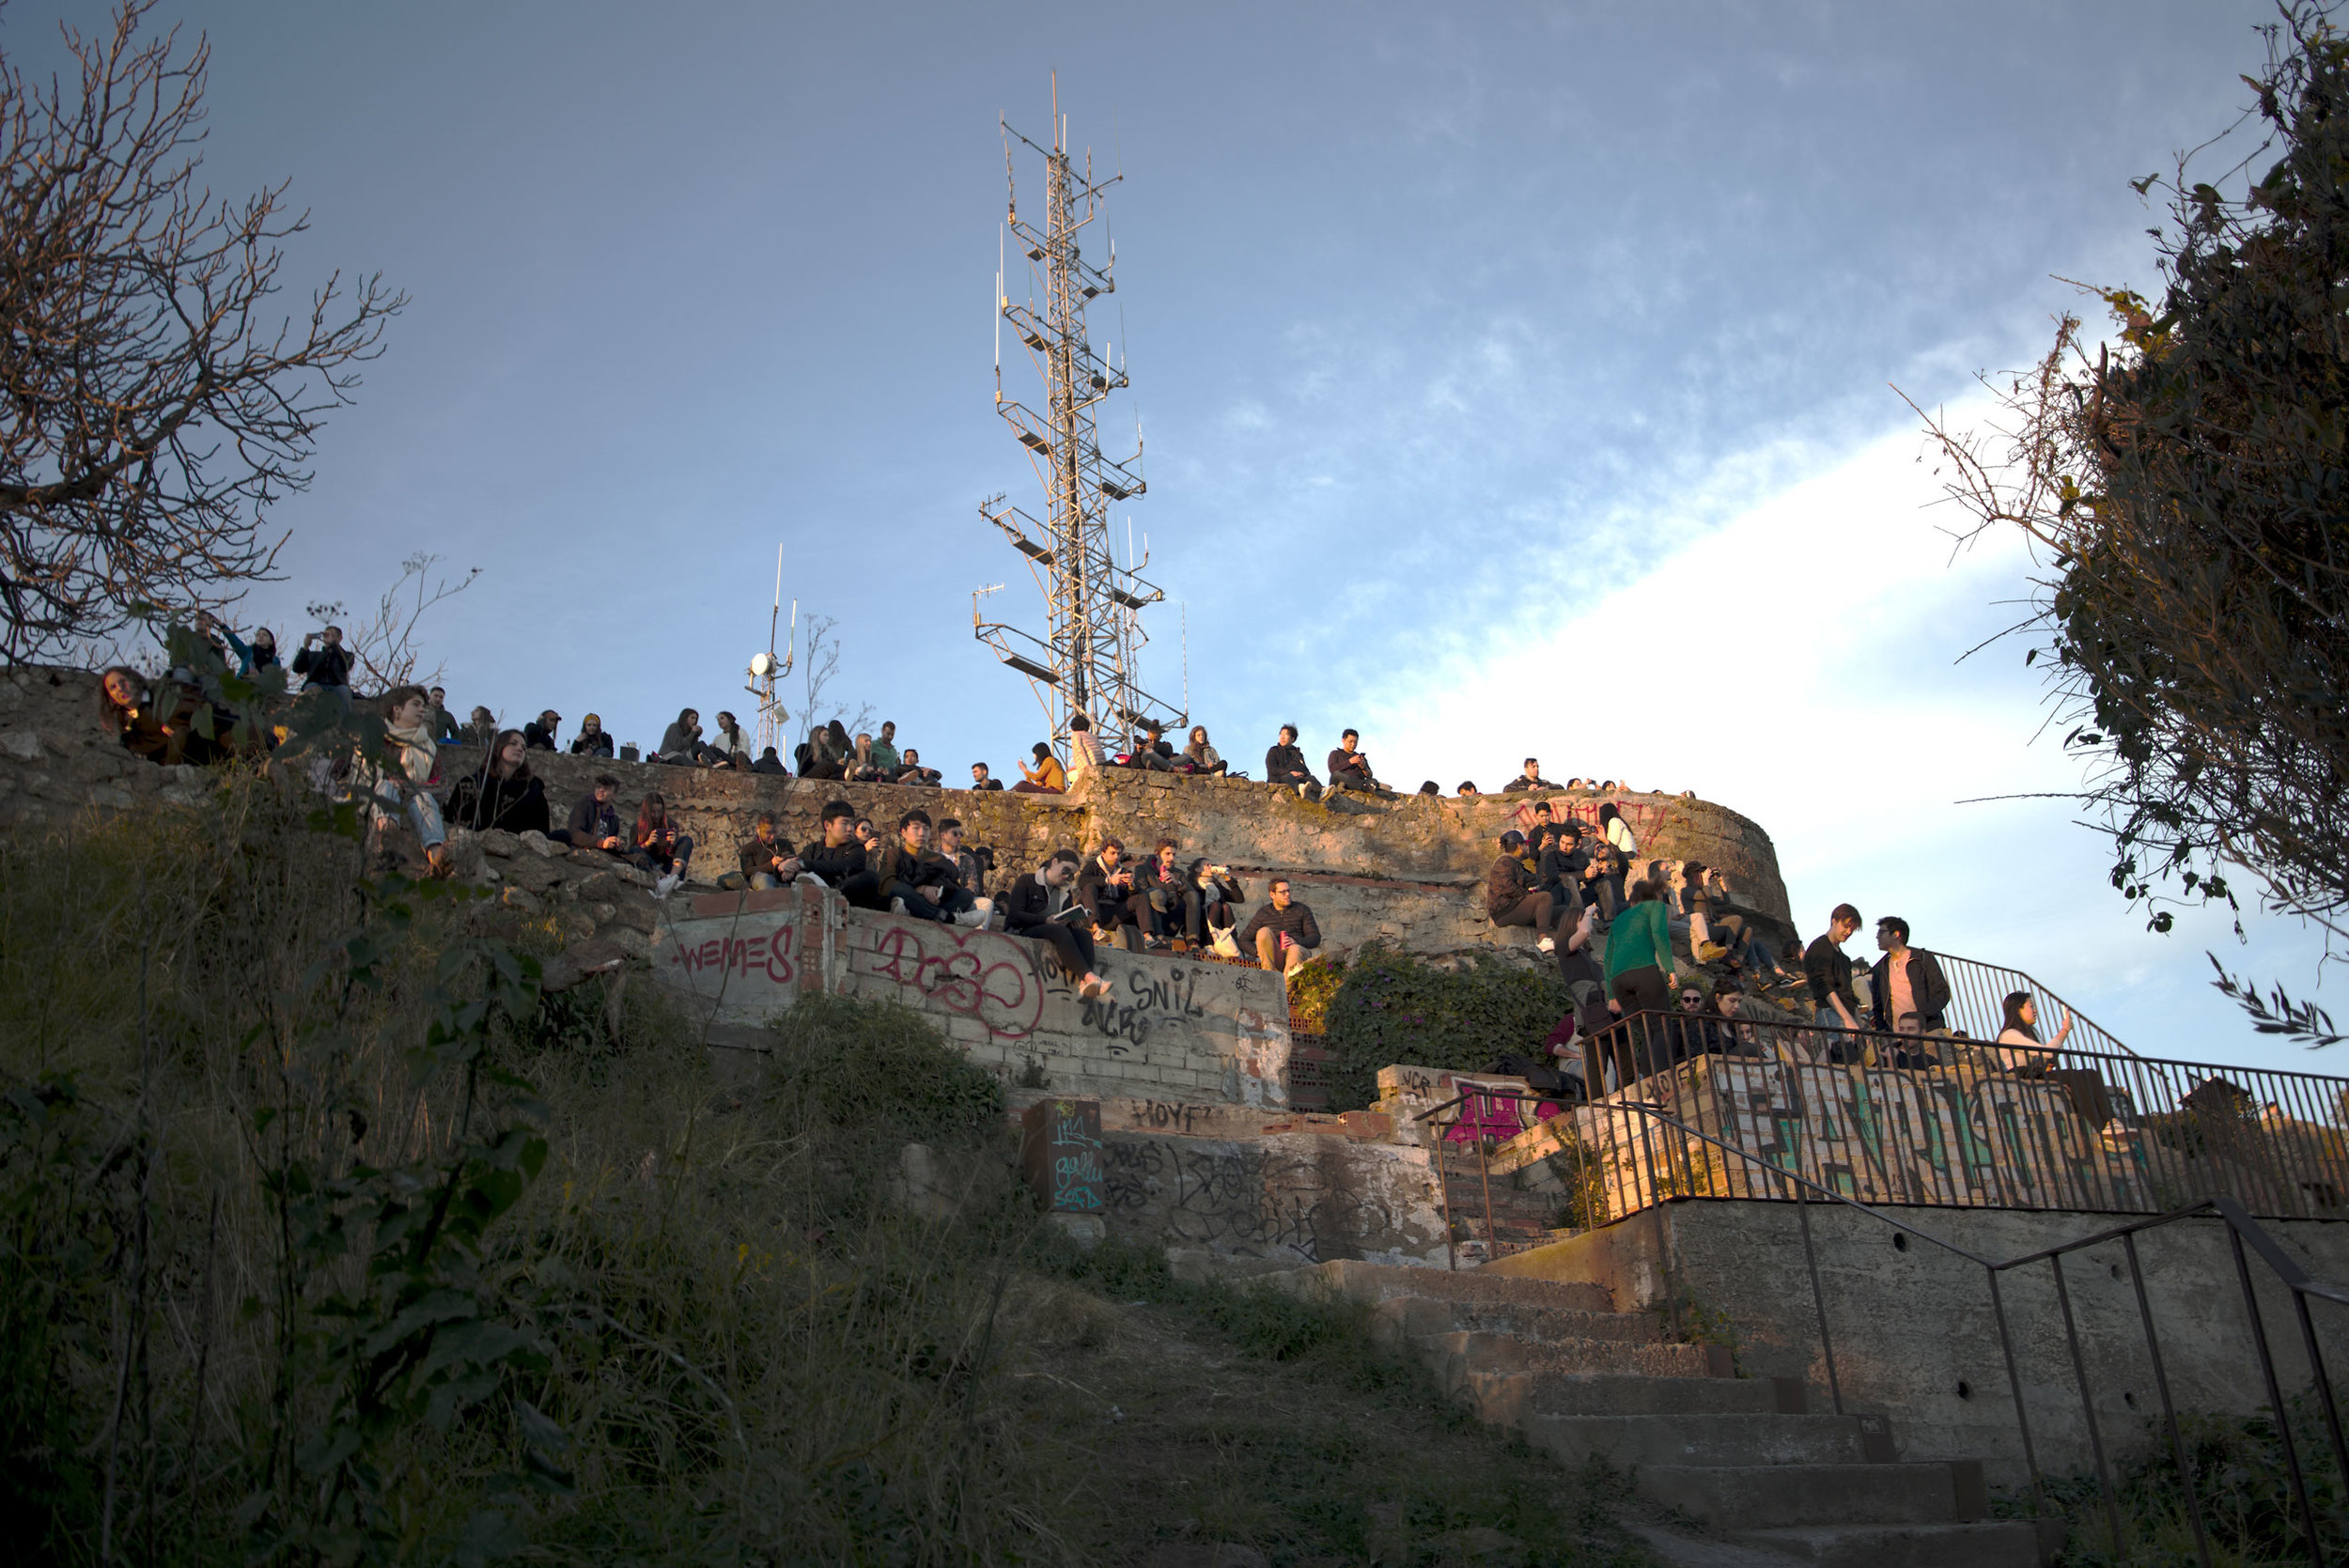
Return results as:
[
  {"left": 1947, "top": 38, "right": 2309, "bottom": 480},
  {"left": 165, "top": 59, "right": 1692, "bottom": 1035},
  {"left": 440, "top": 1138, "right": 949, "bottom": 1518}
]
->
[
  {"left": 478, "top": 829, "right": 521, "bottom": 858},
  {"left": 0, "top": 728, "right": 45, "bottom": 762}
]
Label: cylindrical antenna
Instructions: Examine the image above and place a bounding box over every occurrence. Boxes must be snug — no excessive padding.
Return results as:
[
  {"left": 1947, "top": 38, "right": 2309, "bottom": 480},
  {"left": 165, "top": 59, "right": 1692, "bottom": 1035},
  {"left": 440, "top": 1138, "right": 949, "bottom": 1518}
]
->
[
  {"left": 994, "top": 225, "right": 1003, "bottom": 376},
  {"left": 1181, "top": 602, "right": 1189, "bottom": 720}
]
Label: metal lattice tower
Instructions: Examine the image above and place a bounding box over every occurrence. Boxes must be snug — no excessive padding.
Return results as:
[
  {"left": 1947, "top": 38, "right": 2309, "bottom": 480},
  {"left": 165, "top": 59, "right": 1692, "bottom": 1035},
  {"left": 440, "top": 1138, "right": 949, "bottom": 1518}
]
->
[{"left": 975, "top": 84, "right": 1182, "bottom": 752}]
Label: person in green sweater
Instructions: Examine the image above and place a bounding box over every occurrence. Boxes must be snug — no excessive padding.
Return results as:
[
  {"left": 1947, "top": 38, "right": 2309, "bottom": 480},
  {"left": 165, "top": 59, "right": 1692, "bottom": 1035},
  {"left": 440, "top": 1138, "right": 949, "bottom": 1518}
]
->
[{"left": 1603, "top": 878, "right": 1677, "bottom": 1083}]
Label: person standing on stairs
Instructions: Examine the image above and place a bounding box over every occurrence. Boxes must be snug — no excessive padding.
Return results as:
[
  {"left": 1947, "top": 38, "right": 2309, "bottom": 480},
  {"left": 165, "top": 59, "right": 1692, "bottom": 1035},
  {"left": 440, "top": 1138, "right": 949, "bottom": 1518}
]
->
[{"left": 1603, "top": 879, "right": 1676, "bottom": 1082}]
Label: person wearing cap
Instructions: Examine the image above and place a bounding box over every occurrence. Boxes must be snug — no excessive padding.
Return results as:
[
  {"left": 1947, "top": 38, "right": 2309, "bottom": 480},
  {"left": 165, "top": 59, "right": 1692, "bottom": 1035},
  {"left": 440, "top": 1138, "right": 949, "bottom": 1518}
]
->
[
  {"left": 523, "top": 709, "right": 561, "bottom": 751},
  {"left": 569, "top": 713, "right": 614, "bottom": 757}
]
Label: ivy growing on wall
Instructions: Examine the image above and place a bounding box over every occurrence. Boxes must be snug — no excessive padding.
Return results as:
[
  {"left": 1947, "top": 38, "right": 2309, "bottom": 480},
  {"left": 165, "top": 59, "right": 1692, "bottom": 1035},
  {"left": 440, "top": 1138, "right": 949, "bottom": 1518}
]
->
[{"left": 1322, "top": 942, "right": 1577, "bottom": 1111}]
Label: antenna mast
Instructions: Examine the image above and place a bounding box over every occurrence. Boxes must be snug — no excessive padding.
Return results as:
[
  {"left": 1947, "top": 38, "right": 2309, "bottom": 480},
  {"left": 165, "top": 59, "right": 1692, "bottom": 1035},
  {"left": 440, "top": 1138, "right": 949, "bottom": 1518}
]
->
[{"left": 976, "top": 82, "right": 1181, "bottom": 753}]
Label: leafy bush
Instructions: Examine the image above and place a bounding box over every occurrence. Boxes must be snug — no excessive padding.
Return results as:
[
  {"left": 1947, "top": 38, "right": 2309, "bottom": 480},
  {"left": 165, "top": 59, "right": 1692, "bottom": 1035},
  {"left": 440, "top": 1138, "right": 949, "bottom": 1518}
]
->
[
  {"left": 1323, "top": 942, "right": 1576, "bottom": 1110},
  {"left": 1284, "top": 955, "right": 1346, "bottom": 1032},
  {"left": 761, "top": 993, "right": 1004, "bottom": 1147}
]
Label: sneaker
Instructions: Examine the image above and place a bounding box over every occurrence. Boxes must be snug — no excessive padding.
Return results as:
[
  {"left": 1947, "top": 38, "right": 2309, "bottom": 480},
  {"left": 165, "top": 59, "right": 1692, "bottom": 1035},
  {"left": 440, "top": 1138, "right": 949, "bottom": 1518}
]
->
[
  {"left": 653, "top": 872, "right": 679, "bottom": 900},
  {"left": 1537, "top": 936, "right": 1556, "bottom": 954},
  {"left": 954, "top": 905, "right": 988, "bottom": 928},
  {"left": 800, "top": 873, "right": 828, "bottom": 888},
  {"left": 1080, "top": 975, "right": 1112, "bottom": 1001},
  {"left": 971, "top": 895, "right": 996, "bottom": 929},
  {"left": 890, "top": 896, "right": 908, "bottom": 915}
]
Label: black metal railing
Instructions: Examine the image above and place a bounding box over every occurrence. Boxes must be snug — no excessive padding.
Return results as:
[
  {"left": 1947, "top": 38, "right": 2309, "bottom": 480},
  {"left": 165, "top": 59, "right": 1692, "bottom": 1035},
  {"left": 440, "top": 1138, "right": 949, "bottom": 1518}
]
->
[
  {"left": 1557, "top": 1010, "right": 2349, "bottom": 1223},
  {"left": 1936, "top": 951, "right": 2141, "bottom": 1061},
  {"left": 1415, "top": 1083, "right": 2349, "bottom": 1565}
]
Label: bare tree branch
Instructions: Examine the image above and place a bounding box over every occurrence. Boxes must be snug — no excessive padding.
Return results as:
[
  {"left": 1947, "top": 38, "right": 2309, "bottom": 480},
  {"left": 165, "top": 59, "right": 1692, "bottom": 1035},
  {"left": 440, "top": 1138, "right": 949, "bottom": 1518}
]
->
[{"left": 0, "top": 1, "right": 404, "bottom": 661}]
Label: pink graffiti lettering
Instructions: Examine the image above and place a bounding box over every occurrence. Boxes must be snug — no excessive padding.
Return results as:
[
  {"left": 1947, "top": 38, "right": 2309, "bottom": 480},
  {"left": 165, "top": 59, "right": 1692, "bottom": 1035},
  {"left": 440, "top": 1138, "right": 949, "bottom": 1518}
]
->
[{"left": 859, "top": 922, "right": 1044, "bottom": 1040}]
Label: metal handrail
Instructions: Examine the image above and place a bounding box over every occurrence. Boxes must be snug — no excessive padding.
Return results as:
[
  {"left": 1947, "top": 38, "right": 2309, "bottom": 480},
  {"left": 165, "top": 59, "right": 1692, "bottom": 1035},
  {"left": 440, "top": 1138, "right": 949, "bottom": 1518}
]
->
[
  {"left": 1933, "top": 950, "right": 2143, "bottom": 1061},
  {"left": 1411, "top": 1081, "right": 2349, "bottom": 1566}
]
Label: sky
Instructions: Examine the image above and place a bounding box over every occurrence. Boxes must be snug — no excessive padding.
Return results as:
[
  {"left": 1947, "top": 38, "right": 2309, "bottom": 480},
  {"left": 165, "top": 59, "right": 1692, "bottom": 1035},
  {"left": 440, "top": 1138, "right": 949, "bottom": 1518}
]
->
[{"left": 23, "top": 0, "right": 2343, "bottom": 1077}]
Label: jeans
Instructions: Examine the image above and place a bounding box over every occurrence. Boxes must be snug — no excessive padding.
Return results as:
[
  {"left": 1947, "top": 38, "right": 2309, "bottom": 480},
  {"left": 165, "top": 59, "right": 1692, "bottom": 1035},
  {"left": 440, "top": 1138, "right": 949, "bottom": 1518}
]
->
[
  {"left": 1181, "top": 891, "right": 1237, "bottom": 944},
  {"left": 750, "top": 872, "right": 782, "bottom": 890},
  {"left": 627, "top": 835, "right": 693, "bottom": 877},
  {"left": 1025, "top": 920, "right": 1096, "bottom": 980},
  {"left": 881, "top": 881, "right": 953, "bottom": 923}
]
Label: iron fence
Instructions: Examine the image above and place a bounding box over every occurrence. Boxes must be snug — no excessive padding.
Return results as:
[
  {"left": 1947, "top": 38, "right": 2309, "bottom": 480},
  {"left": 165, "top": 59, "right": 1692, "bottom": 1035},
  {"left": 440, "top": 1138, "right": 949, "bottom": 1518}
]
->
[
  {"left": 1537, "top": 1011, "right": 2349, "bottom": 1224},
  {"left": 1936, "top": 950, "right": 2139, "bottom": 1061},
  {"left": 1415, "top": 1084, "right": 2349, "bottom": 1565}
]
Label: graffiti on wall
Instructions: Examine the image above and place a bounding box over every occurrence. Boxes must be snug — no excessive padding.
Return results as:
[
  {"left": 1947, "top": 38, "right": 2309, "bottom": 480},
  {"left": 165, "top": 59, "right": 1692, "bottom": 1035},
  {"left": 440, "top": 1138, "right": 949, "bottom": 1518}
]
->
[
  {"left": 665, "top": 919, "right": 799, "bottom": 988},
  {"left": 853, "top": 921, "right": 1059, "bottom": 1041},
  {"left": 1100, "top": 1136, "right": 1423, "bottom": 1263}
]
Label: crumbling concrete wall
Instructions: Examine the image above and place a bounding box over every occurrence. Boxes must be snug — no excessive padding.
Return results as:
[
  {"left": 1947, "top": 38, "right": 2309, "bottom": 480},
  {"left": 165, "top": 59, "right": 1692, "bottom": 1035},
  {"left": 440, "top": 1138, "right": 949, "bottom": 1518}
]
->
[
  {"left": 654, "top": 883, "right": 1295, "bottom": 1106},
  {"left": 1485, "top": 1199, "right": 2349, "bottom": 1488},
  {"left": 1014, "top": 1091, "right": 1453, "bottom": 1274}
]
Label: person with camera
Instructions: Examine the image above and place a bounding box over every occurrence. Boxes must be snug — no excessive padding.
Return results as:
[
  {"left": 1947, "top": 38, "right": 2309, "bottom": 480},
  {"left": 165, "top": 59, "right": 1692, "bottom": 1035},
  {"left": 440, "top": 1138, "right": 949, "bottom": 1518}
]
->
[
  {"left": 1014, "top": 741, "right": 1066, "bottom": 794},
  {"left": 291, "top": 625, "right": 354, "bottom": 708},
  {"left": 1134, "top": 838, "right": 1188, "bottom": 950}
]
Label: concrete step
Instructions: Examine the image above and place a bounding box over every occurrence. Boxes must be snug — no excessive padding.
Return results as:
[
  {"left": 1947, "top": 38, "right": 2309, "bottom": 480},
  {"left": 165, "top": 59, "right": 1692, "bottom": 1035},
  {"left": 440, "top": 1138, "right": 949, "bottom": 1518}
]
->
[
  {"left": 1466, "top": 1370, "right": 1801, "bottom": 1429},
  {"left": 1527, "top": 1412, "right": 1881, "bottom": 1469},
  {"left": 1736, "top": 1520, "right": 2050, "bottom": 1567},
  {"left": 1421, "top": 1329, "right": 1718, "bottom": 1393},
  {"left": 1293, "top": 1257, "right": 1615, "bottom": 1313},
  {"left": 1367, "top": 1293, "right": 1662, "bottom": 1348},
  {"left": 1639, "top": 1460, "right": 1985, "bottom": 1529}
]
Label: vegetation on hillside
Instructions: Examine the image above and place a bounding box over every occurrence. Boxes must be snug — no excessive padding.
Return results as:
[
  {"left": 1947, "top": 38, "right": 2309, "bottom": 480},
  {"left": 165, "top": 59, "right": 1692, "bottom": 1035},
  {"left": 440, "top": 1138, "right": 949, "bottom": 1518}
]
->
[{"left": 1319, "top": 945, "right": 1577, "bottom": 1111}]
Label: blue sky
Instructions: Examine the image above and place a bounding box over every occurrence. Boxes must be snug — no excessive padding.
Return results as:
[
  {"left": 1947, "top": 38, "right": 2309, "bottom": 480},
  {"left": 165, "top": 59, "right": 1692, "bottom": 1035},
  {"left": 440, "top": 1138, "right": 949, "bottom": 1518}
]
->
[{"left": 31, "top": 0, "right": 2343, "bottom": 1075}]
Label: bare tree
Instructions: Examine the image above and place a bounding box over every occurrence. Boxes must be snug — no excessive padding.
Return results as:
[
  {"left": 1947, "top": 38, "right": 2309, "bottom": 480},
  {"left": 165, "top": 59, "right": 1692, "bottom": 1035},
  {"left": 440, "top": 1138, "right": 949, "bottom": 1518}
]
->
[
  {"left": 795, "top": 613, "right": 871, "bottom": 753},
  {"left": 0, "top": 1, "right": 403, "bottom": 663},
  {"left": 303, "top": 552, "right": 478, "bottom": 692}
]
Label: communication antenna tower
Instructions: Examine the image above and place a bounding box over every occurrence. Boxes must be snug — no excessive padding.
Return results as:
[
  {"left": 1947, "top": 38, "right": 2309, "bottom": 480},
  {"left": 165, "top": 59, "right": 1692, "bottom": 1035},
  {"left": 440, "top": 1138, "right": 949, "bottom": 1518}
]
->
[
  {"left": 976, "top": 78, "right": 1183, "bottom": 752},
  {"left": 745, "top": 542, "right": 795, "bottom": 753}
]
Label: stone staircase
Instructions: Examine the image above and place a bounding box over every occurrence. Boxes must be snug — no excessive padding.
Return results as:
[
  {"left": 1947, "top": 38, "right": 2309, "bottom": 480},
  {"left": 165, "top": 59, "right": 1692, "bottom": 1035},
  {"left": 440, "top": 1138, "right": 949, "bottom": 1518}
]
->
[{"left": 1282, "top": 1261, "right": 2057, "bottom": 1566}]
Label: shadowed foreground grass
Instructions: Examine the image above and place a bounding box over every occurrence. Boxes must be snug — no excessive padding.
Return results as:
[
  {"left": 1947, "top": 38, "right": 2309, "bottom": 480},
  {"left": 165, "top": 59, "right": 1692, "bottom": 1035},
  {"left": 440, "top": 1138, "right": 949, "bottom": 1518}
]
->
[{"left": 0, "top": 786, "right": 1650, "bottom": 1566}]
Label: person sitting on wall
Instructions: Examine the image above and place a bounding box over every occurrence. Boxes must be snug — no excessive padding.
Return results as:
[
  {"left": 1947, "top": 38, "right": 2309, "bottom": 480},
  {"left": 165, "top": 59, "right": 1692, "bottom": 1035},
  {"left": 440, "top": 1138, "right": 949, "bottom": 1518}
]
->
[
  {"left": 1181, "top": 857, "right": 1246, "bottom": 955},
  {"left": 100, "top": 666, "right": 225, "bottom": 767},
  {"left": 290, "top": 624, "right": 354, "bottom": 708},
  {"left": 1870, "top": 916, "right": 1952, "bottom": 1033},
  {"left": 937, "top": 818, "right": 994, "bottom": 903},
  {"left": 1125, "top": 722, "right": 1175, "bottom": 770},
  {"left": 1457, "top": 781, "right": 1480, "bottom": 797},
  {"left": 801, "top": 800, "right": 879, "bottom": 904},
  {"left": 1136, "top": 838, "right": 1186, "bottom": 951},
  {"left": 426, "top": 686, "right": 459, "bottom": 743},
  {"left": 1538, "top": 822, "right": 1590, "bottom": 916},
  {"left": 1502, "top": 756, "right": 1556, "bottom": 793},
  {"left": 1417, "top": 781, "right": 1439, "bottom": 796},
  {"left": 796, "top": 720, "right": 850, "bottom": 780},
  {"left": 656, "top": 708, "right": 704, "bottom": 766},
  {"left": 1265, "top": 724, "right": 1321, "bottom": 799},
  {"left": 863, "top": 721, "right": 903, "bottom": 781},
  {"left": 446, "top": 728, "right": 552, "bottom": 835},
  {"left": 1015, "top": 741, "right": 1066, "bottom": 794},
  {"left": 1487, "top": 830, "right": 1569, "bottom": 955},
  {"left": 1804, "top": 903, "right": 1864, "bottom": 1033},
  {"left": 370, "top": 684, "right": 449, "bottom": 877},
  {"left": 969, "top": 761, "right": 1004, "bottom": 791},
  {"left": 523, "top": 709, "right": 562, "bottom": 751},
  {"left": 894, "top": 747, "right": 942, "bottom": 786},
  {"left": 1183, "top": 725, "right": 1228, "bottom": 776},
  {"left": 853, "top": 817, "right": 879, "bottom": 861},
  {"left": 1066, "top": 714, "right": 1108, "bottom": 787},
  {"left": 1890, "top": 1013, "right": 1940, "bottom": 1069},
  {"left": 737, "top": 811, "right": 802, "bottom": 890},
  {"left": 1326, "top": 728, "right": 1382, "bottom": 793},
  {"left": 462, "top": 706, "right": 498, "bottom": 747},
  {"left": 708, "top": 710, "right": 752, "bottom": 768},
  {"left": 1238, "top": 877, "right": 1321, "bottom": 975},
  {"left": 629, "top": 791, "right": 694, "bottom": 899},
  {"left": 1077, "top": 836, "right": 1150, "bottom": 951},
  {"left": 1003, "top": 847, "right": 1112, "bottom": 1001},
  {"left": 752, "top": 745, "right": 787, "bottom": 774},
  {"left": 876, "top": 808, "right": 977, "bottom": 925},
  {"left": 552, "top": 775, "right": 627, "bottom": 854},
  {"left": 569, "top": 712, "right": 616, "bottom": 757},
  {"left": 910, "top": 813, "right": 994, "bottom": 926}
]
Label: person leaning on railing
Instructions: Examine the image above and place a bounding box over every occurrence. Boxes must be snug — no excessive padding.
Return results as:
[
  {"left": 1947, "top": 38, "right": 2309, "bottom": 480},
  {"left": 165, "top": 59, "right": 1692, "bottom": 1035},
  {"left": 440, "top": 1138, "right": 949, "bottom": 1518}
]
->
[
  {"left": 1804, "top": 903, "right": 1864, "bottom": 1032},
  {"left": 1995, "top": 991, "right": 2075, "bottom": 1075}
]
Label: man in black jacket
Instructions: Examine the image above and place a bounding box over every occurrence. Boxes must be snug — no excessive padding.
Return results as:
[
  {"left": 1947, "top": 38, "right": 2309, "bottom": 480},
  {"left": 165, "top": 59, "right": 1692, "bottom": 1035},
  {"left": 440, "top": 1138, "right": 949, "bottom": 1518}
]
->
[
  {"left": 551, "top": 775, "right": 625, "bottom": 852},
  {"left": 1077, "top": 838, "right": 1150, "bottom": 951},
  {"left": 291, "top": 625, "right": 353, "bottom": 707},
  {"left": 1804, "top": 903, "right": 1863, "bottom": 1032},
  {"left": 1126, "top": 722, "right": 1175, "bottom": 771},
  {"left": 1265, "top": 725, "right": 1321, "bottom": 799},
  {"left": 523, "top": 710, "right": 561, "bottom": 751},
  {"left": 1870, "top": 915, "right": 1952, "bottom": 1032},
  {"left": 1501, "top": 757, "right": 1556, "bottom": 793},
  {"left": 801, "top": 800, "right": 883, "bottom": 908},
  {"left": 1238, "top": 877, "right": 1321, "bottom": 974},
  {"left": 739, "top": 812, "right": 801, "bottom": 890},
  {"left": 1327, "top": 729, "right": 1381, "bottom": 792},
  {"left": 1487, "top": 830, "right": 1567, "bottom": 953},
  {"left": 1003, "top": 849, "right": 1112, "bottom": 999}
]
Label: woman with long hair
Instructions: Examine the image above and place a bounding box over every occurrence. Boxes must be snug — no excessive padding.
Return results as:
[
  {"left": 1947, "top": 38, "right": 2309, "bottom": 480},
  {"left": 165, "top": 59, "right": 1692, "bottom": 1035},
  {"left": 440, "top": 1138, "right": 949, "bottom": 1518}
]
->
[
  {"left": 447, "top": 728, "right": 552, "bottom": 835},
  {"left": 630, "top": 790, "right": 694, "bottom": 898},
  {"left": 1015, "top": 740, "right": 1066, "bottom": 794},
  {"left": 1995, "top": 991, "right": 2074, "bottom": 1074},
  {"left": 1183, "top": 724, "right": 1228, "bottom": 776},
  {"left": 375, "top": 684, "right": 450, "bottom": 876},
  {"left": 1181, "top": 857, "right": 1245, "bottom": 951},
  {"left": 100, "top": 666, "right": 227, "bottom": 765},
  {"left": 1602, "top": 879, "right": 1676, "bottom": 1082}
]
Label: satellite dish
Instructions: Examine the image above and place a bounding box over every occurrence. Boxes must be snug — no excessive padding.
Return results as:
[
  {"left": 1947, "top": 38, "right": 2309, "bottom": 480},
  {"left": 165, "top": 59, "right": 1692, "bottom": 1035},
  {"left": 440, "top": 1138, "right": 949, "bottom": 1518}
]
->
[{"left": 749, "top": 651, "right": 775, "bottom": 677}]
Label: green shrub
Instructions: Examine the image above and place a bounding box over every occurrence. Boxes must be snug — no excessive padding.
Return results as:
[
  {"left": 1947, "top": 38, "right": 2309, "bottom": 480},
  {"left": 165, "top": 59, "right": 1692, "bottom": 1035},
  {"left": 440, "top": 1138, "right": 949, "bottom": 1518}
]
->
[{"left": 1323, "top": 942, "right": 1575, "bottom": 1110}]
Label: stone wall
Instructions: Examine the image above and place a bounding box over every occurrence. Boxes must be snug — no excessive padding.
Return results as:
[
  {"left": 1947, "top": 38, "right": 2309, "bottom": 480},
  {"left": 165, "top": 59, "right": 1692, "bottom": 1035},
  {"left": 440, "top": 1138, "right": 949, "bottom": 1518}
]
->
[
  {"left": 656, "top": 882, "right": 1296, "bottom": 1107},
  {"left": 1485, "top": 1200, "right": 2349, "bottom": 1486},
  {"left": 453, "top": 742, "right": 1796, "bottom": 957}
]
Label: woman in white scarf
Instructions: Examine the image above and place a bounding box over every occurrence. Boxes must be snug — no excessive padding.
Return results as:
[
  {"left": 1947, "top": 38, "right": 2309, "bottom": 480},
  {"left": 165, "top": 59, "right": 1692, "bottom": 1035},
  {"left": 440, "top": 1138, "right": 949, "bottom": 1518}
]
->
[{"left": 374, "top": 684, "right": 449, "bottom": 875}]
